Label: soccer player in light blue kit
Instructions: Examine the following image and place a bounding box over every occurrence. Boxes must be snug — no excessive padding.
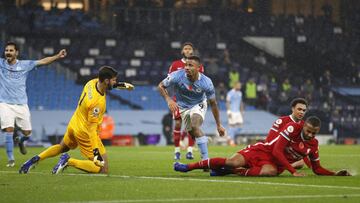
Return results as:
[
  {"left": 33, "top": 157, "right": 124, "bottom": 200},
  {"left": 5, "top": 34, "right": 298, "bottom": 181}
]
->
[
  {"left": 226, "top": 81, "right": 244, "bottom": 146},
  {"left": 0, "top": 41, "right": 66, "bottom": 167},
  {"left": 158, "top": 55, "right": 225, "bottom": 169}
]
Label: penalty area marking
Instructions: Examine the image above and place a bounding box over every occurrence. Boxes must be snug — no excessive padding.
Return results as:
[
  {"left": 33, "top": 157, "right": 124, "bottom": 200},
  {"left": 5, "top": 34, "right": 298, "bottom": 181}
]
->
[
  {"left": 66, "top": 194, "right": 360, "bottom": 203},
  {"left": 1, "top": 170, "right": 360, "bottom": 191}
]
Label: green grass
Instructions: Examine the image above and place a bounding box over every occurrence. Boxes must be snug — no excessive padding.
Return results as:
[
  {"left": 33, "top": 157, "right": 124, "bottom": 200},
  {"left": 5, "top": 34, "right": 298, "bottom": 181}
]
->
[{"left": 0, "top": 145, "right": 359, "bottom": 203}]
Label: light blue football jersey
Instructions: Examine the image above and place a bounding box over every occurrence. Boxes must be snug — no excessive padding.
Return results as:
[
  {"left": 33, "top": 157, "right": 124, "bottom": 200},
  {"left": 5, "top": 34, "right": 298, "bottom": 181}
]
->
[
  {"left": 162, "top": 69, "right": 215, "bottom": 109},
  {"left": 0, "top": 58, "right": 37, "bottom": 104},
  {"left": 226, "top": 89, "right": 243, "bottom": 112}
]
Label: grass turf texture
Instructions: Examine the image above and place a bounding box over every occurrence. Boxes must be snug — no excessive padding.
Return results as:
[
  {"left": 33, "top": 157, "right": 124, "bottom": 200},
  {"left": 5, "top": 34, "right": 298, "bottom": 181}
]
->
[{"left": 0, "top": 145, "right": 359, "bottom": 203}]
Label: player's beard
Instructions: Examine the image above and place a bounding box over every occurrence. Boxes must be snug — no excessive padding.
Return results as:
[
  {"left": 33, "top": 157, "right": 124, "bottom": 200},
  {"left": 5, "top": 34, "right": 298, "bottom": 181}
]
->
[
  {"left": 5, "top": 54, "right": 14, "bottom": 63},
  {"left": 107, "top": 83, "right": 113, "bottom": 90}
]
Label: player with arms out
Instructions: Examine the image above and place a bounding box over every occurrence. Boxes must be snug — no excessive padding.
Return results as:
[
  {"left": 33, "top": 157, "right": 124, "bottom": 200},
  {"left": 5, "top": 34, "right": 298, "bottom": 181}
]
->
[
  {"left": 168, "top": 42, "right": 204, "bottom": 160},
  {"left": 19, "top": 66, "right": 134, "bottom": 174},
  {"left": 159, "top": 55, "right": 226, "bottom": 166},
  {"left": 0, "top": 41, "right": 66, "bottom": 167},
  {"left": 174, "top": 116, "right": 351, "bottom": 177}
]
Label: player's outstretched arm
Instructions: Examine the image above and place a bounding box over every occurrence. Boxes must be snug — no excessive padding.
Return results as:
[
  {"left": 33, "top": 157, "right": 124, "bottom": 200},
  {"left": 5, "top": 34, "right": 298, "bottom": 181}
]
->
[
  {"left": 209, "top": 98, "right": 225, "bottom": 137},
  {"left": 36, "top": 49, "right": 67, "bottom": 66},
  {"left": 113, "top": 82, "right": 134, "bottom": 91}
]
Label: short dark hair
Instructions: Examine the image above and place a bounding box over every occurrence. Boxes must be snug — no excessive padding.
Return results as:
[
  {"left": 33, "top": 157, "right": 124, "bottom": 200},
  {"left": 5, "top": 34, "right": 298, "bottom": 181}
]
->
[
  {"left": 187, "top": 55, "right": 201, "bottom": 64},
  {"left": 305, "top": 116, "right": 321, "bottom": 127},
  {"left": 98, "top": 66, "right": 118, "bottom": 82},
  {"left": 291, "top": 98, "right": 308, "bottom": 108},
  {"left": 182, "top": 42, "right": 194, "bottom": 49},
  {"left": 5, "top": 41, "right": 19, "bottom": 51}
]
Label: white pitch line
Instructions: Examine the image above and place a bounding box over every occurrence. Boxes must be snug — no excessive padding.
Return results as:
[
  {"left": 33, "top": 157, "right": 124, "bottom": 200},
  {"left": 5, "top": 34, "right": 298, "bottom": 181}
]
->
[
  {"left": 2, "top": 170, "right": 360, "bottom": 191},
  {"left": 66, "top": 194, "right": 360, "bottom": 203}
]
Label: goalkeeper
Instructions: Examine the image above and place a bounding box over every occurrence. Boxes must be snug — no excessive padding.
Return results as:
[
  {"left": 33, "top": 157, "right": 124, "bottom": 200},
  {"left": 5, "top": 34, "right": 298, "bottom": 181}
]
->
[{"left": 19, "top": 66, "right": 134, "bottom": 174}]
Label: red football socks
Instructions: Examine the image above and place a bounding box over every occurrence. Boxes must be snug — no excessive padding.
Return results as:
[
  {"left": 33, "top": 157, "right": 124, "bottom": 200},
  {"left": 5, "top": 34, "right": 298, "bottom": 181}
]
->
[{"left": 188, "top": 158, "right": 226, "bottom": 170}]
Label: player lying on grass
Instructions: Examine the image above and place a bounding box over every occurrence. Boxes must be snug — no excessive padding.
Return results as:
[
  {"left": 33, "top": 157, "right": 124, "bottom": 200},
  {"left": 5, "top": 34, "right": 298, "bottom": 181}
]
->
[
  {"left": 174, "top": 116, "right": 351, "bottom": 177},
  {"left": 19, "top": 66, "right": 134, "bottom": 174},
  {"left": 265, "top": 98, "right": 311, "bottom": 169}
]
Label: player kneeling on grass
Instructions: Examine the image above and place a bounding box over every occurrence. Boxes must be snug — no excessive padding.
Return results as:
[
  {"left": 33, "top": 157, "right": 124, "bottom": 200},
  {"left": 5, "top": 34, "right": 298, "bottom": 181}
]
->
[
  {"left": 174, "top": 116, "right": 351, "bottom": 177},
  {"left": 19, "top": 66, "right": 134, "bottom": 174}
]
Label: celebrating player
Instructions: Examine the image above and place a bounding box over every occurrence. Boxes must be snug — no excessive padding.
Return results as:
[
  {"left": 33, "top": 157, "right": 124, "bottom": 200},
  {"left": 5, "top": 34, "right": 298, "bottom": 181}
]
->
[
  {"left": 159, "top": 55, "right": 225, "bottom": 164},
  {"left": 168, "top": 42, "right": 204, "bottom": 160},
  {"left": 19, "top": 66, "right": 134, "bottom": 174},
  {"left": 0, "top": 41, "right": 66, "bottom": 167},
  {"left": 174, "top": 116, "right": 351, "bottom": 177}
]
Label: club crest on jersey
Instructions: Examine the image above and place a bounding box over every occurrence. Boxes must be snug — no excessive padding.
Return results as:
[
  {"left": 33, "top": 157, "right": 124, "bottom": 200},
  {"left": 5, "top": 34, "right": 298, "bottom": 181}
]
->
[
  {"left": 92, "top": 107, "right": 100, "bottom": 117},
  {"left": 276, "top": 119, "right": 283, "bottom": 124},
  {"left": 287, "top": 125, "right": 294, "bottom": 133},
  {"left": 299, "top": 142, "right": 304, "bottom": 149}
]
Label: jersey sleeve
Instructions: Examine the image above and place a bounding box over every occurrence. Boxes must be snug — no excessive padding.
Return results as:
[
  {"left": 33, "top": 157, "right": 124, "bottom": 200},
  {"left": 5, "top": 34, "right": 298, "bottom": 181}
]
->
[
  {"left": 162, "top": 71, "right": 178, "bottom": 88},
  {"left": 23, "top": 60, "right": 37, "bottom": 71},
  {"left": 309, "top": 140, "right": 335, "bottom": 175},
  {"left": 226, "top": 91, "right": 232, "bottom": 102},
  {"left": 272, "top": 123, "right": 301, "bottom": 174},
  {"left": 206, "top": 79, "right": 216, "bottom": 100}
]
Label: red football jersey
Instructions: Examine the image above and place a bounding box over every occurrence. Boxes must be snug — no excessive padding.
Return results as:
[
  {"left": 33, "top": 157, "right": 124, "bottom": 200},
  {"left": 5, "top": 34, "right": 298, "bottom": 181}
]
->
[
  {"left": 265, "top": 115, "right": 304, "bottom": 142},
  {"left": 252, "top": 122, "right": 334, "bottom": 175},
  {"left": 168, "top": 59, "right": 204, "bottom": 74}
]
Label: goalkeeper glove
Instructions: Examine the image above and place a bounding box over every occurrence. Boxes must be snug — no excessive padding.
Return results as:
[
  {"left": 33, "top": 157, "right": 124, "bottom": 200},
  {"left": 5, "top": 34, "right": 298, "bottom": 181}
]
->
[
  {"left": 93, "top": 148, "right": 105, "bottom": 167},
  {"left": 113, "top": 82, "right": 134, "bottom": 91}
]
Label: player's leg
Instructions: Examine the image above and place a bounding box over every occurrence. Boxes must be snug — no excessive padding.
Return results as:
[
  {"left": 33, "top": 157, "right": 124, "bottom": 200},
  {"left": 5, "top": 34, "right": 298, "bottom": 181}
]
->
[
  {"left": 173, "top": 110, "right": 182, "bottom": 160},
  {"left": 232, "top": 164, "right": 278, "bottom": 176},
  {"left": 19, "top": 128, "right": 73, "bottom": 174},
  {"left": 14, "top": 104, "right": 33, "bottom": 155},
  {"left": 63, "top": 135, "right": 107, "bottom": 174},
  {"left": 2, "top": 127, "right": 15, "bottom": 167},
  {"left": 174, "top": 152, "right": 246, "bottom": 173},
  {"left": 186, "top": 132, "right": 195, "bottom": 159},
  {"left": 0, "top": 103, "right": 16, "bottom": 167},
  {"left": 189, "top": 114, "right": 208, "bottom": 160}
]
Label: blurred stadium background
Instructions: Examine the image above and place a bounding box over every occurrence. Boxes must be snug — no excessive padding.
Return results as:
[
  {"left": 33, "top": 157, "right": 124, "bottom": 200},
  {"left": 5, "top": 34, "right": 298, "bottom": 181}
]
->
[{"left": 1, "top": 0, "right": 359, "bottom": 146}]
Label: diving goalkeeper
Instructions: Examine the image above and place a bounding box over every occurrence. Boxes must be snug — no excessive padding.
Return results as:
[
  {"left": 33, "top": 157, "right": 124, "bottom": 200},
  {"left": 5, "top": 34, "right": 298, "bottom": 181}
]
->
[{"left": 19, "top": 66, "right": 134, "bottom": 174}]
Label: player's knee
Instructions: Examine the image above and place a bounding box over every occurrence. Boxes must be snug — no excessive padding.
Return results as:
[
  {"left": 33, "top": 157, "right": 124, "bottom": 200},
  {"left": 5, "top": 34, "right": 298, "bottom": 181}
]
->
[
  {"left": 100, "top": 166, "right": 108, "bottom": 174},
  {"left": 3, "top": 127, "right": 14, "bottom": 132},
  {"left": 22, "top": 130, "right": 32, "bottom": 136},
  {"left": 226, "top": 158, "right": 241, "bottom": 167},
  {"left": 260, "top": 167, "right": 278, "bottom": 176}
]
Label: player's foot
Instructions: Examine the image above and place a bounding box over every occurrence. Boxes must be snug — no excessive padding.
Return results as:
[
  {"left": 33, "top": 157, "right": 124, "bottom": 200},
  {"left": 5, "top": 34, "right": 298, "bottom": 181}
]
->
[
  {"left": 174, "top": 162, "right": 189, "bottom": 172},
  {"left": 18, "top": 140, "right": 27, "bottom": 155},
  {"left": 52, "top": 153, "right": 70, "bottom": 174},
  {"left": 174, "top": 152, "right": 181, "bottom": 160},
  {"left": 186, "top": 152, "right": 194, "bottom": 160},
  {"left": 6, "top": 160, "right": 15, "bottom": 167},
  {"left": 19, "top": 155, "right": 40, "bottom": 174}
]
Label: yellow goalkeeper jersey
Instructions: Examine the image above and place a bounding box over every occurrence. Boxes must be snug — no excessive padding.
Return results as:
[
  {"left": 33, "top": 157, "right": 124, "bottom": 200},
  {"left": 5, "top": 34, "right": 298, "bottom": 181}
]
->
[{"left": 68, "top": 78, "right": 106, "bottom": 149}]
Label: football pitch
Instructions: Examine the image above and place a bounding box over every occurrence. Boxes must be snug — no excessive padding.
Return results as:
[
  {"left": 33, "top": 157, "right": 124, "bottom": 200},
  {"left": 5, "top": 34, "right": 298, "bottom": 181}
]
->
[{"left": 0, "top": 145, "right": 359, "bottom": 203}]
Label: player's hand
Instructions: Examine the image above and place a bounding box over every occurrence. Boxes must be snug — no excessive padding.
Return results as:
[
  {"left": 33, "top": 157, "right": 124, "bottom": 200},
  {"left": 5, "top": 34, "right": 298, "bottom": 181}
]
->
[
  {"left": 335, "top": 169, "right": 351, "bottom": 176},
  {"left": 113, "top": 82, "right": 135, "bottom": 91},
  {"left": 292, "top": 171, "right": 306, "bottom": 177},
  {"left": 217, "top": 125, "right": 226, "bottom": 137},
  {"left": 93, "top": 148, "right": 105, "bottom": 167},
  {"left": 167, "top": 99, "right": 178, "bottom": 114},
  {"left": 57, "top": 49, "right": 67, "bottom": 59}
]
